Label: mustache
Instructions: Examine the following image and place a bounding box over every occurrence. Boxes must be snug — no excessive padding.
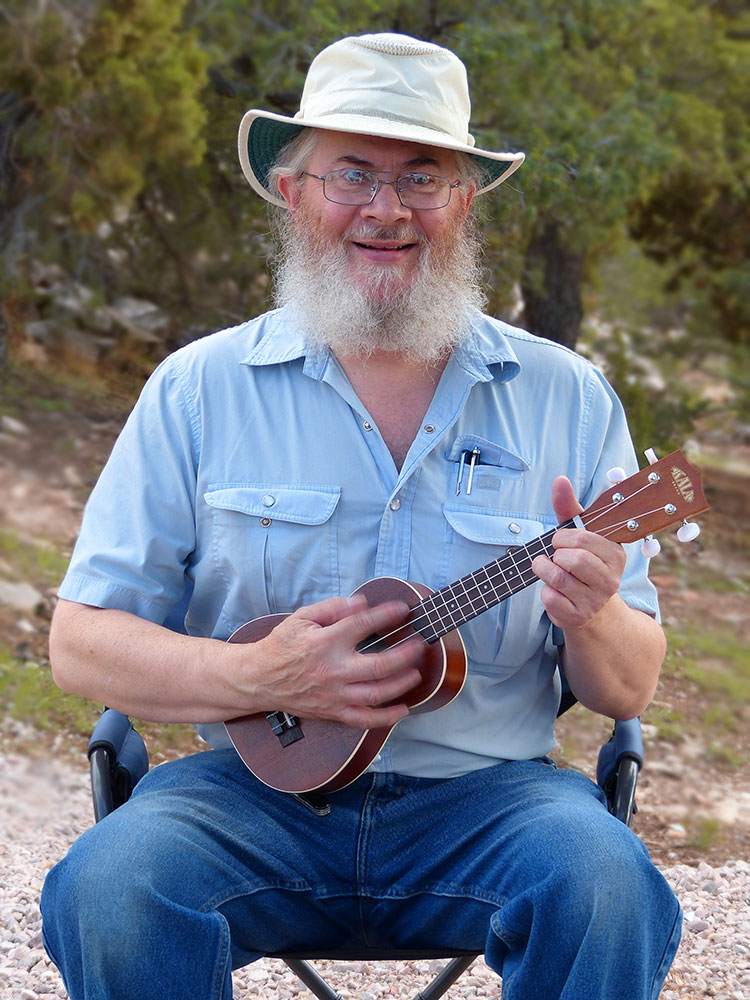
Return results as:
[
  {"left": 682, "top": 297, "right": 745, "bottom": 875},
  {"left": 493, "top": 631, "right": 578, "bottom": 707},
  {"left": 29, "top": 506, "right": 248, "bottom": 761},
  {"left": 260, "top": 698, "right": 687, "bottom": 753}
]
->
[{"left": 343, "top": 224, "right": 428, "bottom": 246}]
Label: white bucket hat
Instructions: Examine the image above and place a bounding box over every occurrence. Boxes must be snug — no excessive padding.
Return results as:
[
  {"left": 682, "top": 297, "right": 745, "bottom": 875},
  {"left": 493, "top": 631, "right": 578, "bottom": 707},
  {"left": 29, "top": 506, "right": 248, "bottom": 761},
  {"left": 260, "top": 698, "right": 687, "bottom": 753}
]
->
[{"left": 238, "top": 32, "right": 525, "bottom": 208}]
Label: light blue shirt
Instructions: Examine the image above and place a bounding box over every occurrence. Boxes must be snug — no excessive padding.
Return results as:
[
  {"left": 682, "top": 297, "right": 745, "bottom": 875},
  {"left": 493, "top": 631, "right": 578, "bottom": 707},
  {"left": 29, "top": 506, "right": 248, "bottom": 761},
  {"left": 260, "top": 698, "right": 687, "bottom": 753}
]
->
[{"left": 59, "top": 305, "right": 658, "bottom": 777}]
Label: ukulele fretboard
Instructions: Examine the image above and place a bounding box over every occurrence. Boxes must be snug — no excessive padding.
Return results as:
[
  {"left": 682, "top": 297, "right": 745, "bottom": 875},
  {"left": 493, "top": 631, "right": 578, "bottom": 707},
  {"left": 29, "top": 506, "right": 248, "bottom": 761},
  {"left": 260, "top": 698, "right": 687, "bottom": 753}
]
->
[{"left": 411, "top": 518, "right": 576, "bottom": 642}]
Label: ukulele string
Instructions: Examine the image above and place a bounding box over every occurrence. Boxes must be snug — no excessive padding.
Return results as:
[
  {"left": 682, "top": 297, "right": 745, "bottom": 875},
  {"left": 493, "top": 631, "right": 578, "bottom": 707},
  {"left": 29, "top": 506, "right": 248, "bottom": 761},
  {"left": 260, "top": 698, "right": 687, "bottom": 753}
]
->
[
  {"left": 580, "top": 480, "right": 656, "bottom": 531},
  {"left": 358, "top": 493, "right": 669, "bottom": 657}
]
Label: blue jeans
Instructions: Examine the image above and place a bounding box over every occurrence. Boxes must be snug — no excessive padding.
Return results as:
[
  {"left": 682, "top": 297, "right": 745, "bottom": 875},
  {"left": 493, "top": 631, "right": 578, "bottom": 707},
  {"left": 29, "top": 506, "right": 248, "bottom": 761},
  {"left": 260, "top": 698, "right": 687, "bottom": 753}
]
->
[{"left": 41, "top": 750, "right": 681, "bottom": 999}]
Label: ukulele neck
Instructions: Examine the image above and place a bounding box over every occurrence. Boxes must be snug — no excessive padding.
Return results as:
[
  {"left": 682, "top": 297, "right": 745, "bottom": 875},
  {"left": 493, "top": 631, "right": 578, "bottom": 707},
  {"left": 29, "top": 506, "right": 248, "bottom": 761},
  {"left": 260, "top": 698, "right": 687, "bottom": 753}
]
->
[{"left": 412, "top": 518, "right": 577, "bottom": 642}]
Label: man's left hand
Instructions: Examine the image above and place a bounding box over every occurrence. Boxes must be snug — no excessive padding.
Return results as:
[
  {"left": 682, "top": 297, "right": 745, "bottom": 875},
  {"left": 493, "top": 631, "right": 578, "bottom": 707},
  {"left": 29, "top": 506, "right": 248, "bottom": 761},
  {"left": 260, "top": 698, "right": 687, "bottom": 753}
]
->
[{"left": 531, "top": 476, "right": 626, "bottom": 631}]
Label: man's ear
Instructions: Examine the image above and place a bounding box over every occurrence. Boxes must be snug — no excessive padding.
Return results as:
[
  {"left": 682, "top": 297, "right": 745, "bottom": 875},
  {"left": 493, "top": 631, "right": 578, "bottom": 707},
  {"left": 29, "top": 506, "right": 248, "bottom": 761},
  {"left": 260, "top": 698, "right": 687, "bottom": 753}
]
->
[
  {"left": 461, "top": 180, "right": 476, "bottom": 220},
  {"left": 277, "top": 172, "right": 302, "bottom": 214}
]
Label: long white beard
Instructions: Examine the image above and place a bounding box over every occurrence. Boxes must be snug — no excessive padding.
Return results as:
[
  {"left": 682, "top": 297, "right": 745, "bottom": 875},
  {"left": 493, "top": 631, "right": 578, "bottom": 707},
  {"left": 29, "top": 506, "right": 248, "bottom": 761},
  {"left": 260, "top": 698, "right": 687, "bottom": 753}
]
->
[{"left": 272, "top": 210, "right": 486, "bottom": 366}]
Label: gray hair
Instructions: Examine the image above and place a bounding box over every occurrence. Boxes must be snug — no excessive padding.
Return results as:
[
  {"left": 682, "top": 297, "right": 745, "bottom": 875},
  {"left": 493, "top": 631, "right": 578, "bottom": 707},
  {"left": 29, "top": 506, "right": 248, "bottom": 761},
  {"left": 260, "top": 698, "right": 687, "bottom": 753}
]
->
[{"left": 267, "top": 129, "right": 320, "bottom": 202}]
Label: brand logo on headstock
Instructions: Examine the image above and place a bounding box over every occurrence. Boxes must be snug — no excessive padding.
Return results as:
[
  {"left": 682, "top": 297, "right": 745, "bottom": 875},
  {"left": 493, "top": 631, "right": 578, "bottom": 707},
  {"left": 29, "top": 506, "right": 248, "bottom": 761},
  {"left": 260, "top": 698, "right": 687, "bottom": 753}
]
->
[{"left": 671, "top": 466, "right": 695, "bottom": 504}]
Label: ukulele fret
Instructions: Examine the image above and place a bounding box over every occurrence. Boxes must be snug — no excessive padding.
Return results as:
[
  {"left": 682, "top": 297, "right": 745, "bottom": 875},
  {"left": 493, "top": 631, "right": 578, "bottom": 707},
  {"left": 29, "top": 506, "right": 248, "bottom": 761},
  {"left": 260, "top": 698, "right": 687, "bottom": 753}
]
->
[{"left": 419, "top": 525, "right": 565, "bottom": 640}]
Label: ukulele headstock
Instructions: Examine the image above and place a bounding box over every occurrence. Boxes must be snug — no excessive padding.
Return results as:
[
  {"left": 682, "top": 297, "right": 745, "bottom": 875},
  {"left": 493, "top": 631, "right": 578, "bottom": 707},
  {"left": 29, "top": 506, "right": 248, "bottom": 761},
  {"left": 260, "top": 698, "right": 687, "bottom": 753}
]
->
[{"left": 583, "top": 450, "right": 709, "bottom": 544}]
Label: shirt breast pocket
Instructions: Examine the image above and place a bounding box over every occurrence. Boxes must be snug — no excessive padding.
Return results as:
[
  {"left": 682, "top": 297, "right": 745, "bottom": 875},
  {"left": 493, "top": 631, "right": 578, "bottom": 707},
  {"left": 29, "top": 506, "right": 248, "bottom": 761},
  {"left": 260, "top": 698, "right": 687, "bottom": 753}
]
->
[
  {"left": 203, "top": 483, "right": 341, "bottom": 630},
  {"left": 440, "top": 506, "right": 557, "bottom": 671}
]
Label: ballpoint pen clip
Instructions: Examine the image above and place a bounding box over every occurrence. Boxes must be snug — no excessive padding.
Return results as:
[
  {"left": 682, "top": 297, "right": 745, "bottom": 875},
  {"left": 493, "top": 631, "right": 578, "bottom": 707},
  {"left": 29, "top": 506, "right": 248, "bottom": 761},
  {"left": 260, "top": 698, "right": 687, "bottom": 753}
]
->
[
  {"left": 455, "top": 451, "right": 467, "bottom": 495},
  {"left": 466, "top": 446, "right": 480, "bottom": 495}
]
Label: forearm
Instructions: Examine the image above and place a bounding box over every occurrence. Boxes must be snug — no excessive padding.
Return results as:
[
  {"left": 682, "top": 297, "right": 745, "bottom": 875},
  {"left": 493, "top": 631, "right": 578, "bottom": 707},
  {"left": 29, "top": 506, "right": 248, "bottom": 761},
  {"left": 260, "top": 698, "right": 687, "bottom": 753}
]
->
[
  {"left": 49, "top": 599, "right": 251, "bottom": 723},
  {"left": 49, "top": 595, "right": 423, "bottom": 729},
  {"left": 560, "top": 596, "right": 666, "bottom": 720}
]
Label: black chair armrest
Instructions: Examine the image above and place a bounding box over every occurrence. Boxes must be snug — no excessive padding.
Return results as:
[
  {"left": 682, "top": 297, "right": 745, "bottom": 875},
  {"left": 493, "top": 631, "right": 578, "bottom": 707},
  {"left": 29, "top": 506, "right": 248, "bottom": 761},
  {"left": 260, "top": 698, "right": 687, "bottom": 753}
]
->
[
  {"left": 596, "top": 717, "right": 644, "bottom": 827},
  {"left": 88, "top": 709, "right": 149, "bottom": 822}
]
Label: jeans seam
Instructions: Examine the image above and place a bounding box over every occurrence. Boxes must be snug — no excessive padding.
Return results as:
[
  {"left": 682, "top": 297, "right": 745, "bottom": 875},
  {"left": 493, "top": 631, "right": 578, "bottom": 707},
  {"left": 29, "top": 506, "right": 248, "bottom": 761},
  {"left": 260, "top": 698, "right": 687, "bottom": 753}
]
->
[
  {"left": 200, "top": 878, "right": 313, "bottom": 912},
  {"left": 355, "top": 775, "right": 378, "bottom": 945},
  {"left": 649, "top": 900, "right": 683, "bottom": 999},
  {"left": 209, "top": 911, "right": 231, "bottom": 1000},
  {"left": 41, "top": 926, "right": 63, "bottom": 971},
  {"left": 363, "top": 884, "right": 508, "bottom": 907}
]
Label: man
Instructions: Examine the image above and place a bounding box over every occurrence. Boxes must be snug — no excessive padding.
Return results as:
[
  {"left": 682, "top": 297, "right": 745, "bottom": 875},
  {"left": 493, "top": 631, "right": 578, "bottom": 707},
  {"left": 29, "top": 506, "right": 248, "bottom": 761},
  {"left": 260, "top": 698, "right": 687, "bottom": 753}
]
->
[{"left": 41, "top": 33, "right": 681, "bottom": 999}]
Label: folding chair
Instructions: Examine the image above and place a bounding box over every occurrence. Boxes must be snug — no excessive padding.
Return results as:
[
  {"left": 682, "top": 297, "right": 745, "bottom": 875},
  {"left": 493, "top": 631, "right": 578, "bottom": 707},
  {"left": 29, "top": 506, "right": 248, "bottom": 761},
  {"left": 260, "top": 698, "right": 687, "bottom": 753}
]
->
[{"left": 87, "top": 694, "right": 644, "bottom": 1000}]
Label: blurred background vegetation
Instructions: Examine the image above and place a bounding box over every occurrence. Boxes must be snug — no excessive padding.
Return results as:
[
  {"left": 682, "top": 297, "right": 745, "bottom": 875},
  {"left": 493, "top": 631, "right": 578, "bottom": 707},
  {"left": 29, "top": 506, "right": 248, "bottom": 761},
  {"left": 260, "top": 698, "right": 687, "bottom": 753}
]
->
[{"left": 1, "top": 0, "right": 748, "bottom": 450}]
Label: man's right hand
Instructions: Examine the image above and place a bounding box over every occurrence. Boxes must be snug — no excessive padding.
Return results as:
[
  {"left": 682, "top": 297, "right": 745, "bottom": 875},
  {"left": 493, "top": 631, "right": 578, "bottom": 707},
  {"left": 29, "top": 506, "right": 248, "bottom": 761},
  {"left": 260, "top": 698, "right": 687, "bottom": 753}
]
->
[{"left": 244, "top": 595, "right": 424, "bottom": 729}]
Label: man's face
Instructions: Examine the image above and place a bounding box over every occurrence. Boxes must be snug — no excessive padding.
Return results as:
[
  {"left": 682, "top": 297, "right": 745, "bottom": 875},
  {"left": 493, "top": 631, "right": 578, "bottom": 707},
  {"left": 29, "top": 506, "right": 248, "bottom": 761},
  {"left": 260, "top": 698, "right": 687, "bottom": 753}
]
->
[{"left": 279, "top": 131, "right": 475, "bottom": 302}]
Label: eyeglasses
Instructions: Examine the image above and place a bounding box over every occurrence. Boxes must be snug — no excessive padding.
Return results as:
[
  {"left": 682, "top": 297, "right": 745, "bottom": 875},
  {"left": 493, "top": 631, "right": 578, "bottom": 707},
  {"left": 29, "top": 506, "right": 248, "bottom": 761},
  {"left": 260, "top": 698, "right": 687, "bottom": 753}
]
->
[{"left": 303, "top": 168, "right": 461, "bottom": 210}]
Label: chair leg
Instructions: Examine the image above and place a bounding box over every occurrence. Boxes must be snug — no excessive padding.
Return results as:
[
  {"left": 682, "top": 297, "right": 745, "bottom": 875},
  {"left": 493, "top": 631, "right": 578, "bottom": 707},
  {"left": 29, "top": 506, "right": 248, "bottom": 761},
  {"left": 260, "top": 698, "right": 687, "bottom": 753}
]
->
[
  {"left": 283, "top": 955, "right": 478, "bottom": 1000},
  {"left": 414, "top": 955, "right": 477, "bottom": 1000},
  {"left": 283, "top": 959, "right": 346, "bottom": 1000}
]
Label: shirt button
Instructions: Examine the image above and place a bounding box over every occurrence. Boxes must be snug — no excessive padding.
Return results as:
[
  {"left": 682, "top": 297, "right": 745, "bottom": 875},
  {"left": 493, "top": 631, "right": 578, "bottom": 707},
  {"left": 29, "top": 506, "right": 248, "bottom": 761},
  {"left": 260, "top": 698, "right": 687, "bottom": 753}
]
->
[
  {"left": 509, "top": 522, "right": 521, "bottom": 534},
  {"left": 260, "top": 517, "right": 272, "bottom": 527},
  {"left": 389, "top": 498, "right": 401, "bottom": 511},
  {"left": 363, "top": 420, "right": 373, "bottom": 431},
  {"left": 423, "top": 424, "right": 435, "bottom": 434},
  {"left": 261, "top": 494, "right": 276, "bottom": 507}
]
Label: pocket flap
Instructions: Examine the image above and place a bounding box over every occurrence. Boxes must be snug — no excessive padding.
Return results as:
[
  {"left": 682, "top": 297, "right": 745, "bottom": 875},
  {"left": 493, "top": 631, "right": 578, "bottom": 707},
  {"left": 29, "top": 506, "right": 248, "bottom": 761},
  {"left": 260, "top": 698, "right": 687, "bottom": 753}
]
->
[
  {"left": 204, "top": 484, "right": 341, "bottom": 525},
  {"left": 445, "top": 436, "right": 530, "bottom": 471},
  {"left": 443, "top": 506, "right": 551, "bottom": 546}
]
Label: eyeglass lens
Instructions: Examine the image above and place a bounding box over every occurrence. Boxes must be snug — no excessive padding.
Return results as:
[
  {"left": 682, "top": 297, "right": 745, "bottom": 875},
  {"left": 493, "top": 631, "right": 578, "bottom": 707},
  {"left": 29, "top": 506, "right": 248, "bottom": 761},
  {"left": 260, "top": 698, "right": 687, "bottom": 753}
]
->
[{"left": 323, "top": 169, "right": 452, "bottom": 209}]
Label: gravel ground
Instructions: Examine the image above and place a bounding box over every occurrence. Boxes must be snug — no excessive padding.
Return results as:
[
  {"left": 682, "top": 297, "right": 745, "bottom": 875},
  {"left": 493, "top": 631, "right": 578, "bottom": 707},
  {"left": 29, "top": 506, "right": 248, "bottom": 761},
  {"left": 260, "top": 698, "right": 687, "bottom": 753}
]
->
[{"left": 2, "top": 747, "right": 749, "bottom": 999}]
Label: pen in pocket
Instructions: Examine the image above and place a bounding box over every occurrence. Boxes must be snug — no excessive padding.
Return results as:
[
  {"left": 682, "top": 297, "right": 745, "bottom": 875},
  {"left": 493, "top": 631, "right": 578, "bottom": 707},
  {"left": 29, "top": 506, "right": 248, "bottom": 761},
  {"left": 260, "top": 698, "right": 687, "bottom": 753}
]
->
[{"left": 455, "top": 446, "right": 481, "bottom": 496}]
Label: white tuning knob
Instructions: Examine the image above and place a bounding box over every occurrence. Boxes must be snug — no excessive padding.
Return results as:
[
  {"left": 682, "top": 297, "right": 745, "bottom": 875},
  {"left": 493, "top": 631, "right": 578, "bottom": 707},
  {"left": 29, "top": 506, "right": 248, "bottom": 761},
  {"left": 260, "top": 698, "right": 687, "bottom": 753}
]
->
[
  {"left": 607, "top": 466, "right": 627, "bottom": 484},
  {"left": 641, "top": 536, "right": 661, "bottom": 558},
  {"left": 645, "top": 448, "right": 659, "bottom": 465},
  {"left": 677, "top": 521, "right": 701, "bottom": 543}
]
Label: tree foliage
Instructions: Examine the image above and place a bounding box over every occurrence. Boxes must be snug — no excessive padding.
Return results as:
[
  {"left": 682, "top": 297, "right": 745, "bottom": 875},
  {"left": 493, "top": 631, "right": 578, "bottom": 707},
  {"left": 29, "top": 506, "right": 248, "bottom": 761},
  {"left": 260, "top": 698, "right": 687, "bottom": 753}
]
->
[{"left": 0, "top": 0, "right": 745, "bottom": 361}]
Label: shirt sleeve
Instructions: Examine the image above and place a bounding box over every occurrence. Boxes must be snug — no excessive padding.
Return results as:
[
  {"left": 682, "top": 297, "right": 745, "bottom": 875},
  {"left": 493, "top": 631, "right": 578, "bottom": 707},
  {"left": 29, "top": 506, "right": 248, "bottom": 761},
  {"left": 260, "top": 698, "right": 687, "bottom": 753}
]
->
[
  {"left": 57, "top": 354, "right": 199, "bottom": 625},
  {"left": 578, "top": 365, "right": 660, "bottom": 621}
]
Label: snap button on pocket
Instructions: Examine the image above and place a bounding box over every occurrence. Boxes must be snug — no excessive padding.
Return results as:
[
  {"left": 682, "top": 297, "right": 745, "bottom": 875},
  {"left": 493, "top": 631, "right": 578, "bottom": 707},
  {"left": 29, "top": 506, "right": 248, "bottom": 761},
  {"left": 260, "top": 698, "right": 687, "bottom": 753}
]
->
[
  {"left": 509, "top": 522, "right": 521, "bottom": 534},
  {"left": 260, "top": 517, "right": 272, "bottom": 527},
  {"left": 261, "top": 494, "right": 276, "bottom": 507}
]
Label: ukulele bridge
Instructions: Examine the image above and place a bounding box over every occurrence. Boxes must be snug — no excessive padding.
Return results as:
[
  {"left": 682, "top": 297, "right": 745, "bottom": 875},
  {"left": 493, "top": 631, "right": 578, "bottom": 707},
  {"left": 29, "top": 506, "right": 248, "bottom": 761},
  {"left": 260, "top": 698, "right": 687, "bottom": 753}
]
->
[{"left": 265, "top": 711, "right": 304, "bottom": 747}]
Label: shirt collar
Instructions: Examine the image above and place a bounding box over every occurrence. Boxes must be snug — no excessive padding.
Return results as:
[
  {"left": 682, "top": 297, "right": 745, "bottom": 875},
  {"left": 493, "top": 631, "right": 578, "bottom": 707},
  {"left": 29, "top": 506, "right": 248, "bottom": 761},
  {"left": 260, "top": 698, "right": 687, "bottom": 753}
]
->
[
  {"left": 240, "top": 304, "right": 522, "bottom": 384},
  {"left": 452, "top": 309, "right": 521, "bottom": 383}
]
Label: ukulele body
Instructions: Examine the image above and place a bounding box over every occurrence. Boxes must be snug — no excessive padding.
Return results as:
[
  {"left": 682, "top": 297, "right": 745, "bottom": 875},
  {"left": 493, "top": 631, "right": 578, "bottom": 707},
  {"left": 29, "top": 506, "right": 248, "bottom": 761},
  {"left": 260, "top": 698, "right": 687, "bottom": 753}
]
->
[{"left": 224, "top": 577, "right": 467, "bottom": 794}]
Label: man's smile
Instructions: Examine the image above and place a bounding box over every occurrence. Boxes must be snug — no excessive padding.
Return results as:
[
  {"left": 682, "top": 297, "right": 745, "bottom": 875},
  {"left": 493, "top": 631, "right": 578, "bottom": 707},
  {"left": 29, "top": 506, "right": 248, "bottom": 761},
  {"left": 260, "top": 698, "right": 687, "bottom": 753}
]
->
[{"left": 349, "top": 233, "right": 422, "bottom": 262}]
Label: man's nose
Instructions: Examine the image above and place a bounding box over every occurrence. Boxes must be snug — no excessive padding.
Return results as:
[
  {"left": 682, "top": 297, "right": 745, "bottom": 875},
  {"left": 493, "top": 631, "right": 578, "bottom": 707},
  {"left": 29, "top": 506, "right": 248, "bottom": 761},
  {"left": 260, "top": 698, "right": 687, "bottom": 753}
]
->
[{"left": 360, "top": 180, "right": 412, "bottom": 225}]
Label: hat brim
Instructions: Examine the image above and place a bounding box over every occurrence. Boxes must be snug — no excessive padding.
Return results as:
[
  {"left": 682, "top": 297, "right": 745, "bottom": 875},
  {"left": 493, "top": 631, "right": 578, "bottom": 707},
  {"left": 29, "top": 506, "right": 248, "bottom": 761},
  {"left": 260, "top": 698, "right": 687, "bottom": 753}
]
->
[{"left": 238, "top": 109, "right": 525, "bottom": 208}]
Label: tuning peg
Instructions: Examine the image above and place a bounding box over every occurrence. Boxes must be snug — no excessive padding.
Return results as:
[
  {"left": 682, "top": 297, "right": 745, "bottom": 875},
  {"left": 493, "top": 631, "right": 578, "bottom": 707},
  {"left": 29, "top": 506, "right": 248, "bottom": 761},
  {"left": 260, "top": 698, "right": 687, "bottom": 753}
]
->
[
  {"left": 676, "top": 520, "right": 701, "bottom": 543},
  {"left": 606, "top": 466, "right": 627, "bottom": 484},
  {"left": 644, "top": 448, "right": 659, "bottom": 465},
  {"left": 641, "top": 536, "right": 661, "bottom": 558}
]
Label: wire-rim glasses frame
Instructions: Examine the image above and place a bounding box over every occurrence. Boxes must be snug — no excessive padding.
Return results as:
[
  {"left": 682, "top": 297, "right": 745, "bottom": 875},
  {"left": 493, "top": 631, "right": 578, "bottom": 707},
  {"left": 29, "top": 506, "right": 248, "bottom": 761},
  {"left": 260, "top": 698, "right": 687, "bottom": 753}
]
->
[{"left": 303, "top": 168, "right": 461, "bottom": 210}]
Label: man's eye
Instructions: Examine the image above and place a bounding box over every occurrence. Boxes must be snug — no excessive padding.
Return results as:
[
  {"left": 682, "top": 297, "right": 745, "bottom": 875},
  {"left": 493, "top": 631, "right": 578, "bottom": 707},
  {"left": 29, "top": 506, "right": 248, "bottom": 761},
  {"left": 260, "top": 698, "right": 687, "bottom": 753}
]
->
[
  {"left": 405, "top": 173, "right": 437, "bottom": 188},
  {"left": 339, "top": 169, "right": 370, "bottom": 186}
]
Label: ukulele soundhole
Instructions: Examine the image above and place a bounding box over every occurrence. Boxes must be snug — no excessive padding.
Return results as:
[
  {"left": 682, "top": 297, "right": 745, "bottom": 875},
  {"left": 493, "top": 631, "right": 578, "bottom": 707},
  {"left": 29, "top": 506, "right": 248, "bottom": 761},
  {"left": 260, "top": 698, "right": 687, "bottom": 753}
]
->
[{"left": 265, "top": 711, "right": 304, "bottom": 748}]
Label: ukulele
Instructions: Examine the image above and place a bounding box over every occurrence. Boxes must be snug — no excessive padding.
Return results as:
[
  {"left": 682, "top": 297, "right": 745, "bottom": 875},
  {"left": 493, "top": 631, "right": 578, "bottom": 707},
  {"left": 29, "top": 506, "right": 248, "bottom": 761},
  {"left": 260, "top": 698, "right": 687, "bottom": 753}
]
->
[{"left": 224, "top": 449, "right": 708, "bottom": 795}]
